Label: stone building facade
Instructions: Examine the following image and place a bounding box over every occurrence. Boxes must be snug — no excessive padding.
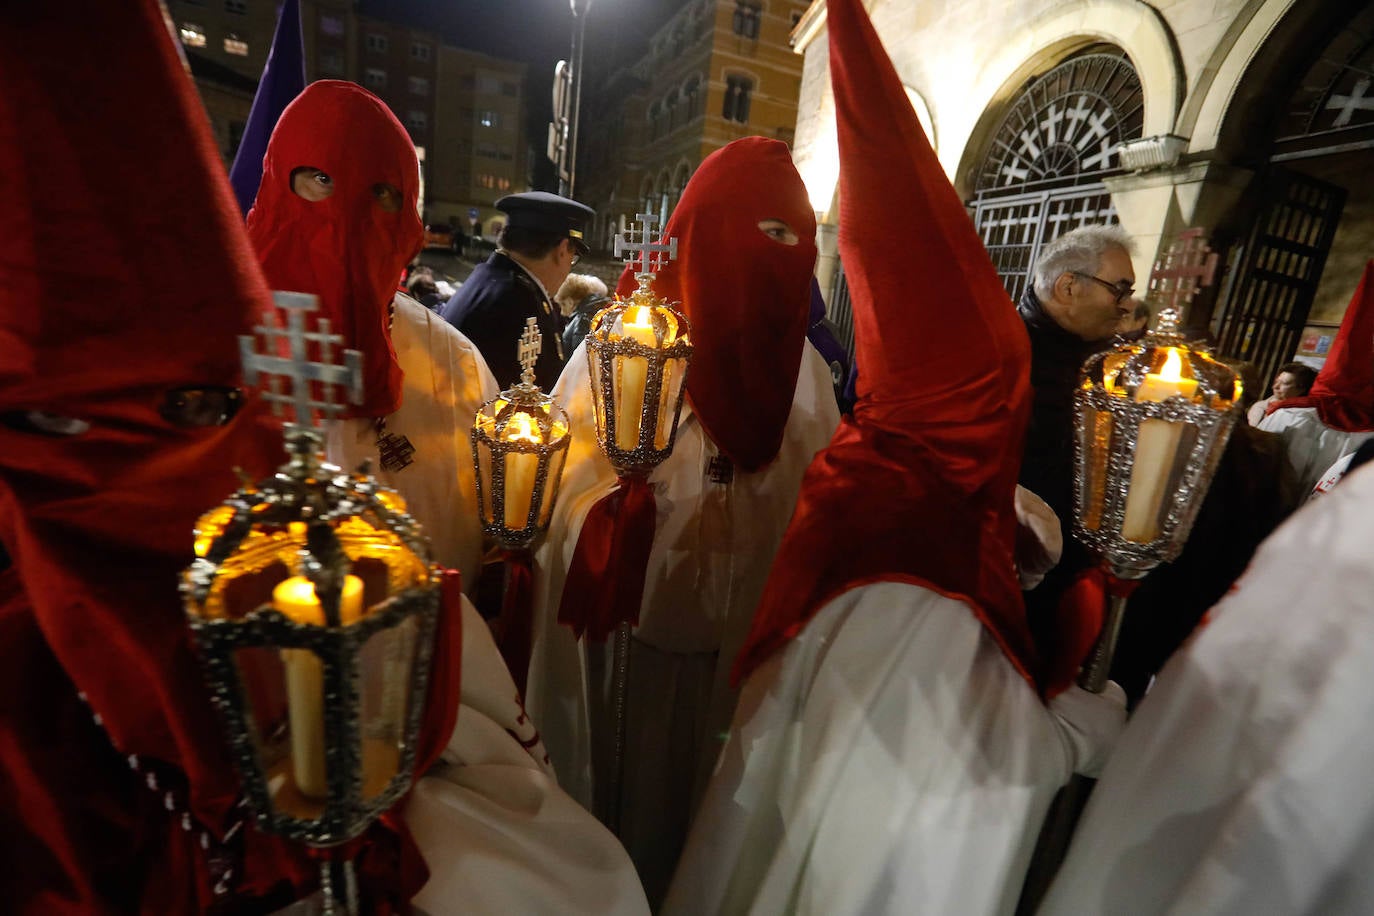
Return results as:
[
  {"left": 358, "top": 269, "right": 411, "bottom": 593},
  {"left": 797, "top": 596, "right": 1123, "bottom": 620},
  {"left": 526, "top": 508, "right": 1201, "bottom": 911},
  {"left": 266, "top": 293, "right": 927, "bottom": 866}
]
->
[
  {"left": 578, "top": 0, "right": 811, "bottom": 252},
  {"left": 792, "top": 0, "right": 1374, "bottom": 382}
]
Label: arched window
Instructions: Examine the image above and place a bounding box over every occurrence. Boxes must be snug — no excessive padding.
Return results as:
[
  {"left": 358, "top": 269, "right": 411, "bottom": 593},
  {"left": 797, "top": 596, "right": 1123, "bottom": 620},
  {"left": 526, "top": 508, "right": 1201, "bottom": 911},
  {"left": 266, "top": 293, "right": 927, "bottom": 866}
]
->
[
  {"left": 722, "top": 74, "right": 754, "bottom": 124},
  {"left": 732, "top": 1, "right": 762, "bottom": 40},
  {"left": 971, "top": 50, "right": 1143, "bottom": 300}
]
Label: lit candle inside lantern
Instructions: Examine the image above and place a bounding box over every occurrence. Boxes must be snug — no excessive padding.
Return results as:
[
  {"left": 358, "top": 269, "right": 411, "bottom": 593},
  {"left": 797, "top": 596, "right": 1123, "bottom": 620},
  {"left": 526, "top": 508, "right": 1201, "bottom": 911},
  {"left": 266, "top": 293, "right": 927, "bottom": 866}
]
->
[
  {"left": 274, "top": 574, "right": 364, "bottom": 799},
  {"left": 615, "top": 306, "right": 658, "bottom": 451},
  {"left": 502, "top": 411, "right": 542, "bottom": 530},
  {"left": 1122, "top": 348, "right": 1197, "bottom": 542}
]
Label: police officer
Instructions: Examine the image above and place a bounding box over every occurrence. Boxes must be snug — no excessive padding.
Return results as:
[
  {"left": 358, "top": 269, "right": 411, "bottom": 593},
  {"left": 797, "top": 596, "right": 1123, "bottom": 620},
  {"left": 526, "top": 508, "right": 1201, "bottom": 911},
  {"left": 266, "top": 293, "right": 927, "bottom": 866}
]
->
[{"left": 441, "top": 191, "right": 595, "bottom": 389}]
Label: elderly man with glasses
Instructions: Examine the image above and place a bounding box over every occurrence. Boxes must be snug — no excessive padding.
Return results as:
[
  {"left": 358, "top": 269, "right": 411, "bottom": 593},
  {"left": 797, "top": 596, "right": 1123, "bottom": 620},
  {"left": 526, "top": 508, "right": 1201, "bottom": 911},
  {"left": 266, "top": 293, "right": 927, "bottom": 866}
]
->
[{"left": 1016, "top": 224, "right": 1137, "bottom": 646}]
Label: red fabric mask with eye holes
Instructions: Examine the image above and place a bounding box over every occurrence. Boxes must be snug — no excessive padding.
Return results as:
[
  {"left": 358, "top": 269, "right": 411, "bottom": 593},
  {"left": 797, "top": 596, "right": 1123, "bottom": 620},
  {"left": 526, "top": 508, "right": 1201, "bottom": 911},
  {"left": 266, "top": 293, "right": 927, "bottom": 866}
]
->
[
  {"left": 617, "top": 137, "right": 818, "bottom": 471},
  {"left": 247, "top": 80, "right": 423, "bottom": 418}
]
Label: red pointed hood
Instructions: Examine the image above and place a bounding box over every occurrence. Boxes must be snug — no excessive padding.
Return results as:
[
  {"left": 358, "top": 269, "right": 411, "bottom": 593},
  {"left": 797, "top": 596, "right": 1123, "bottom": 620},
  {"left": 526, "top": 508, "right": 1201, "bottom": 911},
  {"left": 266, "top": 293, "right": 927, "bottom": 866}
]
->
[
  {"left": 247, "top": 80, "right": 423, "bottom": 418},
  {"left": 1267, "top": 260, "right": 1374, "bottom": 431},
  {"left": 733, "top": 0, "right": 1038, "bottom": 686},
  {"left": 0, "top": 0, "right": 287, "bottom": 882},
  {"left": 617, "top": 137, "right": 816, "bottom": 471}
]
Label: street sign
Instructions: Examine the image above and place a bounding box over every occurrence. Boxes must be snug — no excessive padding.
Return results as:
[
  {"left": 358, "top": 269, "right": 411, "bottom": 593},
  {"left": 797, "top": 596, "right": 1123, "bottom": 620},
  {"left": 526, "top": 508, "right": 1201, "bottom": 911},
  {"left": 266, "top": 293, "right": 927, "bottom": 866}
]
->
[{"left": 468, "top": 207, "right": 479, "bottom": 220}]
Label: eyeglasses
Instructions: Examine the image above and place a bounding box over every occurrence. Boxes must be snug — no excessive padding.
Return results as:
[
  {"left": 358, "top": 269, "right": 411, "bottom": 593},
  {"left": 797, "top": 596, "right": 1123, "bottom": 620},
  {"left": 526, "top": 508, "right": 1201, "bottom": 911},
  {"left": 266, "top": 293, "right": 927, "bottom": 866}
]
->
[{"left": 1072, "top": 272, "right": 1135, "bottom": 305}]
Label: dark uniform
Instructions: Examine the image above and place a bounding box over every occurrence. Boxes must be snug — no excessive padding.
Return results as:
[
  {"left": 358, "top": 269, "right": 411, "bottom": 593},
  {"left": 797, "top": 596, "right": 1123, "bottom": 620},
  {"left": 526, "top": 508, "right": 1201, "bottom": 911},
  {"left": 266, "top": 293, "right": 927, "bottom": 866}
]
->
[{"left": 440, "top": 192, "right": 594, "bottom": 390}]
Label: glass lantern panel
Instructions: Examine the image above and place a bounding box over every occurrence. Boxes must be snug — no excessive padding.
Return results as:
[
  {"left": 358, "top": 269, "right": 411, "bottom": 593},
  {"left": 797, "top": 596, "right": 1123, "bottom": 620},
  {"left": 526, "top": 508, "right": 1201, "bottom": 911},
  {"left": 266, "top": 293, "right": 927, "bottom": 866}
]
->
[
  {"left": 1120, "top": 419, "right": 1198, "bottom": 543},
  {"left": 334, "top": 516, "right": 428, "bottom": 587},
  {"left": 476, "top": 439, "right": 495, "bottom": 527},
  {"left": 587, "top": 346, "right": 609, "bottom": 445},
  {"left": 233, "top": 643, "right": 330, "bottom": 820},
  {"left": 539, "top": 446, "right": 568, "bottom": 527},
  {"left": 1078, "top": 407, "right": 1113, "bottom": 531},
  {"left": 655, "top": 355, "right": 687, "bottom": 450},
  {"left": 206, "top": 537, "right": 295, "bottom": 620},
  {"left": 356, "top": 614, "right": 419, "bottom": 801},
  {"left": 613, "top": 353, "right": 650, "bottom": 452},
  {"left": 503, "top": 449, "right": 540, "bottom": 531}
]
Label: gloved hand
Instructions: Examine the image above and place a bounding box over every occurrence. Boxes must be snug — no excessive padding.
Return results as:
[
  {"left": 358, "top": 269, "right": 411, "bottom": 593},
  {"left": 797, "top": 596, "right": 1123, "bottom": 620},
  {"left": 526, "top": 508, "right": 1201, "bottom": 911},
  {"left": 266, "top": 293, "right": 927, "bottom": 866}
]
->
[
  {"left": 1014, "top": 485, "right": 1063, "bottom": 590},
  {"left": 1049, "top": 680, "right": 1128, "bottom": 778}
]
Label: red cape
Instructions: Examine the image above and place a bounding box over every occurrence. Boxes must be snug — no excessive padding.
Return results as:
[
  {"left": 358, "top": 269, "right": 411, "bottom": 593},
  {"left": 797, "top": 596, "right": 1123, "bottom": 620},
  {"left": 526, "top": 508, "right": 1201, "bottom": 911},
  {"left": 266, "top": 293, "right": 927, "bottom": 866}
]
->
[{"left": 733, "top": 0, "right": 1041, "bottom": 689}]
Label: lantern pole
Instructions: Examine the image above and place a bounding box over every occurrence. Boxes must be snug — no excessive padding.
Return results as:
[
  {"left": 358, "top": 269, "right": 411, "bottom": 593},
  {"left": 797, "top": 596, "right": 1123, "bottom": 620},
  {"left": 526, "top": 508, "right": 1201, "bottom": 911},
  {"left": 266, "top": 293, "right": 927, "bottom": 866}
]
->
[{"left": 1016, "top": 308, "right": 1241, "bottom": 914}]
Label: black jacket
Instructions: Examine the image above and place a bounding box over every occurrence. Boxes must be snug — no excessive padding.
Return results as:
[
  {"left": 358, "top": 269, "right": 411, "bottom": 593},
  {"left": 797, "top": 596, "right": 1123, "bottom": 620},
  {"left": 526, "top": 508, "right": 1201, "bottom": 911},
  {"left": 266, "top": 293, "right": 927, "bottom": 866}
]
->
[{"left": 440, "top": 252, "right": 564, "bottom": 390}]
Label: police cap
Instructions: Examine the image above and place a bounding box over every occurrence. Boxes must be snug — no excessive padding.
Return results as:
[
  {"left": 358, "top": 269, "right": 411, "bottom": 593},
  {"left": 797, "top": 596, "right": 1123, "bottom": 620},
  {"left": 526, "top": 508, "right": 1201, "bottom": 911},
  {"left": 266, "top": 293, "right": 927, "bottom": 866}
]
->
[{"left": 497, "top": 191, "right": 595, "bottom": 255}]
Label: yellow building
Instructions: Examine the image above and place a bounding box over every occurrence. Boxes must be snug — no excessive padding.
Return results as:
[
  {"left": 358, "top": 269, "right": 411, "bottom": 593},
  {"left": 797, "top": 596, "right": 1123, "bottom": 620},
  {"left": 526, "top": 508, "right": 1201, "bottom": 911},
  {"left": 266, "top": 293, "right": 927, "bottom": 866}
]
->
[{"left": 579, "top": 0, "right": 811, "bottom": 251}]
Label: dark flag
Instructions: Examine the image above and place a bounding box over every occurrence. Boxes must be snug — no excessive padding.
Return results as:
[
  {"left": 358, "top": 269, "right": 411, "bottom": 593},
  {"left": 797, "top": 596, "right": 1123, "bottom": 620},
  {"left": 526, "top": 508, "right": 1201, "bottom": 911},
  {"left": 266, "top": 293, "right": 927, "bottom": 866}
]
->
[{"left": 228, "top": 0, "right": 305, "bottom": 215}]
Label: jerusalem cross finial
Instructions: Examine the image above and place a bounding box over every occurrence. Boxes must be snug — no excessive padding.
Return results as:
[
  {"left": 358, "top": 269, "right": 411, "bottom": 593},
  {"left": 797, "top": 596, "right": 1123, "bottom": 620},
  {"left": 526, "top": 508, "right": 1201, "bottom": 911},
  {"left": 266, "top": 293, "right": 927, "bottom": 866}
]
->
[
  {"left": 517, "top": 316, "right": 542, "bottom": 386},
  {"left": 239, "top": 291, "right": 363, "bottom": 427},
  {"left": 614, "top": 212, "right": 678, "bottom": 277}
]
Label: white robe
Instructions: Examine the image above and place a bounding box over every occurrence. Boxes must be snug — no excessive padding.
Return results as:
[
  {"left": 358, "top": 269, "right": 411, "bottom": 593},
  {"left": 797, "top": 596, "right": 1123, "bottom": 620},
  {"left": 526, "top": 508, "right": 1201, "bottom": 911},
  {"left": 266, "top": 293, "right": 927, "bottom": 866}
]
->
[
  {"left": 664, "top": 582, "right": 1125, "bottom": 916},
  {"left": 1256, "top": 405, "right": 1373, "bottom": 497},
  {"left": 408, "top": 595, "right": 650, "bottom": 916},
  {"left": 1040, "top": 461, "right": 1374, "bottom": 916},
  {"left": 325, "top": 294, "right": 498, "bottom": 591},
  {"left": 526, "top": 340, "right": 840, "bottom": 900}
]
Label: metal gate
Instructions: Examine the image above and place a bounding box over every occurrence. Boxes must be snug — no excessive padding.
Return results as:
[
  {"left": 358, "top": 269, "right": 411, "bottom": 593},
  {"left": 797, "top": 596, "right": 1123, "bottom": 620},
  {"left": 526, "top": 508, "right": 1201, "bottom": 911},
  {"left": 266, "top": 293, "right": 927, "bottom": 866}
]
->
[
  {"left": 1211, "top": 167, "right": 1346, "bottom": 386},
  {"left": 971, "top": 186, "right": 1118, "bottom": 301}
]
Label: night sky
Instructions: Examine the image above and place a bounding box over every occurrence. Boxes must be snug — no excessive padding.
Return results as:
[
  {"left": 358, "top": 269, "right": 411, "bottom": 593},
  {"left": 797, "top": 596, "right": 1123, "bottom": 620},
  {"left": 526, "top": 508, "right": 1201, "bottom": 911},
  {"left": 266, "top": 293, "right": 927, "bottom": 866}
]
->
[{"left": 360, "top": 0, "right": 688, "bottom": 188}]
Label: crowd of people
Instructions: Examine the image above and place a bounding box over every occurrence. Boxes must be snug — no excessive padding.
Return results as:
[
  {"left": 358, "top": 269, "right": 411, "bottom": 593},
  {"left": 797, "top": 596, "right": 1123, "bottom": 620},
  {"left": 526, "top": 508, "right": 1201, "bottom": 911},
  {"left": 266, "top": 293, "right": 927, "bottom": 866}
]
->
[{"left": 7, "top": 1, "right": 1374, "bottom": 914}]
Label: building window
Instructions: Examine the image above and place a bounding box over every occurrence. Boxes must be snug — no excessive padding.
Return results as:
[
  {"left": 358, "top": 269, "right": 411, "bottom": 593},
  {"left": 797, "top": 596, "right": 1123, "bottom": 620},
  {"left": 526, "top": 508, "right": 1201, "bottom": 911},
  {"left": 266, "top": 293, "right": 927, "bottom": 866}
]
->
[
  {"left": 319, "top": 14, "right": 345, "bottom": 37},
  {"left": 477, "top": 175, "right": 513, "bottom": 191},
  {"left": 364, "top": 67, "right": 387, "bottom": 89},
  {"left": 365, "top": 33, "right": 388, "bottom": 54},
  {"left": 722, "top": 75, "right": 753, "bottom": 123},
  {"left": 410, "top": 41, "right": 431, "bottom": 61},
  {"left": 684, "top": 76, "right": 702, "bottom": 120},
  {"left": 647, "top": 100, "right": 662, "bottom": 141},
  {"left": 407, "top": 110, "right": 428, "bottom": 133},
  {"left": 479, "top": 110, "right": 500, "bottom": 128},
  {"left": 408, "top": 76, "right": 430, "bottom": 96},
  {"left": 477, "top": 143, "right": 513, "bottom": 161},
  {"left": 732, "top": 1, "right": 762, "bottom": 40},
  {"left": 224, "top": 34, "right": 249, "bottom": 56},
  {"left": 319, "top": 47, "right": 343, "bottom": 75},
  {"left": 179, "top": 23, "right": 207, "bottom": 48},
  {"left": 225, "top": 0, "right": 247, "bottom": 14},
  {"left": 502, "top": 81, "right": 519, "bottom": 97},
  {"left": 477, "top": 74, "right": 503, "bottom": 94}
]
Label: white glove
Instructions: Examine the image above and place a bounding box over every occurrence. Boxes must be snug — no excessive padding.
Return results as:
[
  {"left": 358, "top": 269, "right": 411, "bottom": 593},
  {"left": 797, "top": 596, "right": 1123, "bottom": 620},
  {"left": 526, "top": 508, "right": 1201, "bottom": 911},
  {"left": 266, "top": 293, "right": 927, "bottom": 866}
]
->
[
  {"left": 1014, "top": 485, "right": 1063, "bottom": 590},
  {"left": 1049, "top": 681, "right": 1128, "bottom": 778}
]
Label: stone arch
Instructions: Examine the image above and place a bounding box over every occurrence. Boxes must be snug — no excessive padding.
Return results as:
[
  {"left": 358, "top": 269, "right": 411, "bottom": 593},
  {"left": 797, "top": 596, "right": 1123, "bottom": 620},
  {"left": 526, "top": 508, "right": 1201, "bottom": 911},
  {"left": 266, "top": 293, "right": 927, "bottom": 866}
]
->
[{"left": 950, "top": 0, "right": 1181, "bottom": 194}]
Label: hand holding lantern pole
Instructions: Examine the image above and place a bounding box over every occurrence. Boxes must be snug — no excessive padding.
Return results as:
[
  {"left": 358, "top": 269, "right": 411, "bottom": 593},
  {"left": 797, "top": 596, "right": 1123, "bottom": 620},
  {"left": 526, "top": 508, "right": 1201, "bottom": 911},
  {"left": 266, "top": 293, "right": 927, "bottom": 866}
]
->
[
  {"left": 1017, "top": 308, "right": 1241, "bottom": 914},
  {"left": 571, "top": 213, "right": 693, "bottom": 831},
  {"left": 472, "top": 318, "right": 572, "bottom": 690},
  {"left": 182, "top": 293, "right": 442, "bottom": 915}
]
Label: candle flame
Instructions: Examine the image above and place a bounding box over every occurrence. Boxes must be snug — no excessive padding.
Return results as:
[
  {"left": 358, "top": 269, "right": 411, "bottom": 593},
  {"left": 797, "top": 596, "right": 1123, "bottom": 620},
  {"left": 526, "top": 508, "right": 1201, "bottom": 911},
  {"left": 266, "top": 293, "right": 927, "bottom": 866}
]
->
[
  {"left": 1160, "top": 347, "right": 1185, "bottom": 382},
  {"left": 503, "top": 411, "right": 543, "bottom": 444},
  {"left": 625, "top": 306, "right": 653, "bottom": 333}
]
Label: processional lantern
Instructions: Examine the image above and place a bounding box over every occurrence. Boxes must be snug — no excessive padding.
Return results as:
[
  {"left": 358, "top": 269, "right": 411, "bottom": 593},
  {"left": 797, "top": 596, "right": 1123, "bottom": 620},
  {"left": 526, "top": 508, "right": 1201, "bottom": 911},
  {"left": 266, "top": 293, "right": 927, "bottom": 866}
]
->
[
  {"left": 182, "top": 292, "right": 440, "bottom": 912},
  {"left": 588, "top": 212, "right": 693, "bottom": 474},
  {"left": 1071, "top": 307, "right": 1241, "bottom": 688},
  {"left": 472, "top": 317, "right": 571, "bottom": 550}
]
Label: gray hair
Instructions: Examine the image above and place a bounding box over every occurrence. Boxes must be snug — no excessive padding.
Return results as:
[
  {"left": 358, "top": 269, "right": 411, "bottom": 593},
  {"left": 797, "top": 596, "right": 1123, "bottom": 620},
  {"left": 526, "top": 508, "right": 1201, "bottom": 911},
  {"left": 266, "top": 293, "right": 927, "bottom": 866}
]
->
[{"left": 1032, "top": 224, "right": 1136, "bottom": 300}]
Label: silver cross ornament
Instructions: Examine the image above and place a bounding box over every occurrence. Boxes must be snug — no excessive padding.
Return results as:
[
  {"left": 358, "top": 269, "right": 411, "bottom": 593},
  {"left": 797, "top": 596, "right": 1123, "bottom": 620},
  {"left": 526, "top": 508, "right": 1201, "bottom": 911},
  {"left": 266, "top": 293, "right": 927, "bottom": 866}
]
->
[
  {"left": 517, "top": 316, "right": 543, "bottom": 385},
  {"left": 614, "top": 212, "right": 679, "bottom": 278},
  {"left": 239, "top": 291, "right": 364, "bottom": 427}
]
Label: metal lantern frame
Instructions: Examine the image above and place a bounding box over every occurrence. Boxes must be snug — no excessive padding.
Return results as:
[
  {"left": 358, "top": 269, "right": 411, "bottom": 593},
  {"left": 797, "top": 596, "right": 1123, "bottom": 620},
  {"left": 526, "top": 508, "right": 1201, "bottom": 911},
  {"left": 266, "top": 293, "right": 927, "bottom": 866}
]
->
[
  {"left": 472, "top": 380, "right": 572, "bottom": 550},
  {"left": 182, "top": 426, "right": 440, "bottom": 848},
  {"left": 1072, "top": 313, "right": 1240, "bottom": 579},
  {"left": 584, "top": 282, "right": 694, "bottom": 476}
]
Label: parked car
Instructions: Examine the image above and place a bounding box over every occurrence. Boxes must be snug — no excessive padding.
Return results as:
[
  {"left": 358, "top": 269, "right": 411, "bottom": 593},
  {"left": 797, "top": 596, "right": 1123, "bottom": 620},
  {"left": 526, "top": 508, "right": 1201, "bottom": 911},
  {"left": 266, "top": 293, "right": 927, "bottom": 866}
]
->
[{"left": 423, "top": 224, "right": 460, "bottom": 252}]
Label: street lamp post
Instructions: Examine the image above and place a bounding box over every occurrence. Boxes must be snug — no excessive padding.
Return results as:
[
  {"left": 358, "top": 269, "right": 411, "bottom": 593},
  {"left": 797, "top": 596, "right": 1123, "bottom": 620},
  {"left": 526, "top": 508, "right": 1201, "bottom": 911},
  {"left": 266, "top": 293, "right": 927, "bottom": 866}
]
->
[{"left": 568, "top": 0, "right": 592, "bottom": 199}]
